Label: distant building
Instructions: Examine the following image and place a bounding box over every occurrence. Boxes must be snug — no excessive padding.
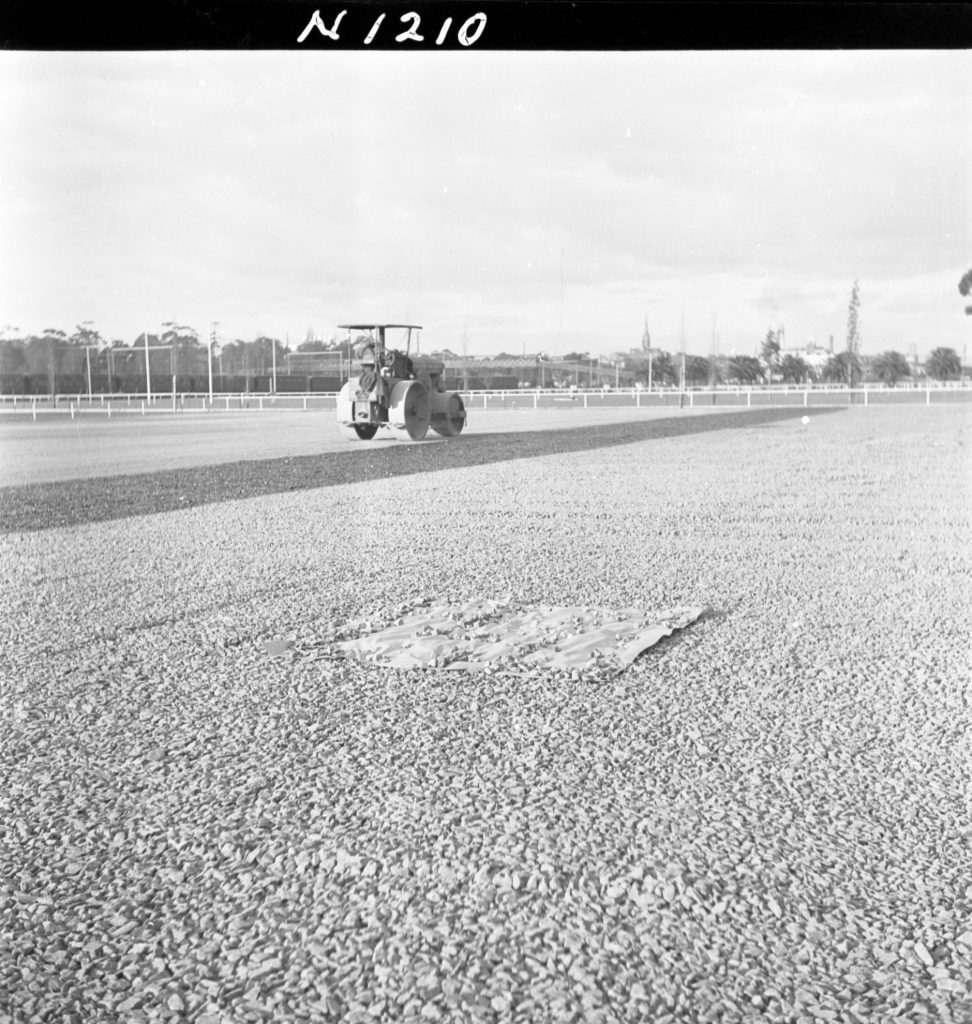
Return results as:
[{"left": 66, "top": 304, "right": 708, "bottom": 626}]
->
[{"left": 780, "top": 337, "right": 834, "bottom": 374}]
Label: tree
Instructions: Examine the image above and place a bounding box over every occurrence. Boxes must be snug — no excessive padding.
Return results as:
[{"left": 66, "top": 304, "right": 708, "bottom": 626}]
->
[
  {"left": 298, "top": 336, "right": 346, "bottom": 353},
  {"left": 0, "top": 337, "right": 27, "bottom": 374},
  {"left": 761, "top": 328, "right": 780, "bottom": 368},
  {"left": 622, "top": 349, "right": 676, "bottom": 387},
  {"left": 65, "top": 322, "right": 105, "bottom": 384},
  {"left": 870, "top": 350, "right": 911, "bottom": 387},
  {"left": 822, "top": 351, "right": 861, "bottom": 385},
  {"left": 70, "top": 322, "right": 103, "bottom": 348},
  {"left": 562, "top": 351, "right": 590, "bottom": 363},
  {"left": 650, "top": 351, "right": 676, "bottom": 387},
  {"left": 727, "top": 355, "right": 765, "bottom": 385},
  {"left": 28, "top": 329, "right": 69, "bottom": 392},
  {"left": 161, "top": 322, "right": 206, "bottom": 376},
  {"left": 959, "top": 269, "right": 972, "bottom": 315},
  {"left": 778, "top": 353, "right": 813, "bottom": 384},
  {"left": 707, "top": 353, "right": 724, "bottom": 387},
  {"left": 683, "top": 354, "right": 712, "bottom": 387},
  {"left": 255, "top": 336, "right": 286, "bottom": 375},
  {"left": 846, "top": 280, "right": 862, "bottom": 386},
  {"left": 925, "top": 346, "right": 962, "bottom": 381},
  {"left": 297, "top": 339, "right": 329, "bottom": 352}
]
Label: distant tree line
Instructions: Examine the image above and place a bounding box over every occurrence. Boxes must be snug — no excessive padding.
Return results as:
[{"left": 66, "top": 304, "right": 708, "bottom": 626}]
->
[
  {"left": 0, "top": 325, "right": 319, "bottom": 395},
  {"left": 0, "top": 321, "right": 966, "bottom": 395}
]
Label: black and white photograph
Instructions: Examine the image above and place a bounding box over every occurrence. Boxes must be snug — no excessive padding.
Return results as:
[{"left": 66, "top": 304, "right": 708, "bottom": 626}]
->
[{"left": 2, "top": 5, "right": 971, "bottom": 1023}]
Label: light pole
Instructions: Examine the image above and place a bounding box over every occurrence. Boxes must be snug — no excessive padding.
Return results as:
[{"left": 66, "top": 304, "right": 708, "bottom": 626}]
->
[
  {"left": 208, "top": 323, "right": 218, "bottom": 403},
  {"left": 142, "top": 329, "right": 152, "bottom": 399}
]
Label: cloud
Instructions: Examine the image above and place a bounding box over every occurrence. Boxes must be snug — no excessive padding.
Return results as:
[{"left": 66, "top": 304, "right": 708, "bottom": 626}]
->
[{"left": 0, "top": 50, "right": 968, "bottom": 356}]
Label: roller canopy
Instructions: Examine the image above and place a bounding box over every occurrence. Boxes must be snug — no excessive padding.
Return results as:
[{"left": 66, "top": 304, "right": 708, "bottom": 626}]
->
[{"left": 337, "top": 324, "right": 423, "bottom": 331}]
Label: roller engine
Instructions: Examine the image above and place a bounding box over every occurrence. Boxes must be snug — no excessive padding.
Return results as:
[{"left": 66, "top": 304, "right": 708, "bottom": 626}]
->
[{"left": 335, "top": 324, "right": 466, "bottom": 441}]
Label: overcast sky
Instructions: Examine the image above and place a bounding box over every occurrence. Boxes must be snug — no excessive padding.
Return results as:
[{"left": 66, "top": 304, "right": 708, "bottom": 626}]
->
[{"left": 1, "top": 49, "right": 968, "bottom": 358}]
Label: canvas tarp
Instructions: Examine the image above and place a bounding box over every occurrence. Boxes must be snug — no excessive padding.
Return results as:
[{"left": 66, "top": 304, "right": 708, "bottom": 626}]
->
[{"left": 331, "top": 599, "right": 704, "bottom": 676}]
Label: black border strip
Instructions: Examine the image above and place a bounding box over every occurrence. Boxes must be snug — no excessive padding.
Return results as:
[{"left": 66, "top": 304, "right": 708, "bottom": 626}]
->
[{"left": 2, "top": 2, "right": 971, "bottom": 52}]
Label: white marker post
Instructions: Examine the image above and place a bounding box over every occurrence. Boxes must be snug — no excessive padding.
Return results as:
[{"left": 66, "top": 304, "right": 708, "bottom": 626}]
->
[
  {"left": 143, "top": 330, "right": 151, "bottom": 402},
  {"left": 208, "top": 325, "right": 215, "bottom": 407}
]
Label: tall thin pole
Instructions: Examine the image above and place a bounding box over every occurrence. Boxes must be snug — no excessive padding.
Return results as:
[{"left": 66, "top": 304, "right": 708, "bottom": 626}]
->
[
  {"left": 462, "top": 321, "right": 468, "bottom": 391},
  {"left": 557, "top": 248, "right": 564, "bottom": 357},
  {"left": 680, "top": 302, "right": 687, "bottom": 392},
  {"left": 208, "top": 323, "right": 217, "bottom": 403}
]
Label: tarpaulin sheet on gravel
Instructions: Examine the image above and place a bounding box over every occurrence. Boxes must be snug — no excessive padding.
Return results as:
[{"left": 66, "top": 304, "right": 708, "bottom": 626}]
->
[{"left": 332, "top": 599, "right": 704, "bottom": 675}]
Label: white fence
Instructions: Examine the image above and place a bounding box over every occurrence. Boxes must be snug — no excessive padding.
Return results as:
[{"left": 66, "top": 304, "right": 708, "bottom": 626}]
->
[{"left": 1, "top": 383, "right": 970, "bottom": 418}]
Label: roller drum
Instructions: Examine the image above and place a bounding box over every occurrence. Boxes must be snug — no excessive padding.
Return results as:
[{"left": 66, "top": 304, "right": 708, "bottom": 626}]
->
[
  {"left": 430, "top": 391, "right": 466, "bottom": 437},
  {"left": 387, "top": 379, "right": 430, "bottom": 441}
]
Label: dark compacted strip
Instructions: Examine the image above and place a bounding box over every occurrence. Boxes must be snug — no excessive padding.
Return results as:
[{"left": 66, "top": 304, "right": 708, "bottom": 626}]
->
[{"left": 1, "top": 408, "right": 838, "bottom": 532}]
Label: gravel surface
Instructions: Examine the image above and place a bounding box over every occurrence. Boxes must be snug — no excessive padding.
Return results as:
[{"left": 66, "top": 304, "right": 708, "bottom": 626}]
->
[
  {"left": 0, "top": 408, "right": 811, "bottom": 531},
  {"left": 2, "top": 404, "right": 971, "bottom": 1023},
  {"left": 0, "top": 405, "right": 742, "bottom": 488}
]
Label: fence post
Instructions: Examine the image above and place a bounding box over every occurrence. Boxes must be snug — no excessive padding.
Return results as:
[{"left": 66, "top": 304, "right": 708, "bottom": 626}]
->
[
  {"left": 32, "top": 400, "right": 37, "bottom": 421},
  {"left": 484, "top": 394, "right": 488, "bottom": 409},
  {"left": 141, "top": 401, "right": 145, "bottom": 415},
  {"left": 690, "top": 391, "right": 694, "bottom": 408},
  {"left": 534, "top": 391, "right": 538, "bottom": 409},
  {"left": 864, "top": 388, "right": 868, "bottom": 407},
  {"left": 747, "top": 390, "right": 751, "bottom": 408},
  {"left": 926, "top": 388, "right": 931, "bottom": 406},
  {"left": 803, "top": 390, "right": 808, "bottom": 407},
  {"left": 303, "top": 396, "right": 307, "bottom": 411},
  {"left": 70, "top": 402, "right": 75, "bottom": 419}
]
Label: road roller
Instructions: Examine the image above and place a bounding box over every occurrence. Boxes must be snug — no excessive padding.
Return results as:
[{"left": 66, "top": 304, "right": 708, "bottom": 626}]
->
[{"left": 335, "top": 323, "right": 467, "bottom": 441}]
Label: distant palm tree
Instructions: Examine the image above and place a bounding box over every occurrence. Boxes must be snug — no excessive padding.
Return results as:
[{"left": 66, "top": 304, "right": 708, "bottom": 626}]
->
[
  {"left": 870, "top": 350, "right": 911, "bottom": 387},
  {"left": 925, "top": 347, "right": 962, "bottom": 381},
  {"left": 728, "top": 355, "right": 764, "bottom": 385},
  {"left": 649, "top": 351, "right": 676, "bottom": 386},
  {"left": 821, "top": 351, "right": 861, "bottom": 385},
  {"left": 684, "top": 354, "right": 713, "bottom": 386},
  {"left": 779, "top": 354, "right": 813, "bottom": 384}
]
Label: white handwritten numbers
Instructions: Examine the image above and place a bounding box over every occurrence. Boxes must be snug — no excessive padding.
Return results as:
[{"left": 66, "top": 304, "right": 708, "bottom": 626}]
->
[{"left": 298, "top": 9, "right": 487, "bottom": 46}]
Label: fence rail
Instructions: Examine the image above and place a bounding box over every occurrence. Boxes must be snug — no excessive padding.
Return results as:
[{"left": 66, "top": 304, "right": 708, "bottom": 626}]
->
[{"left": 2, "top": 383, "right": 970, "bottom": 418}]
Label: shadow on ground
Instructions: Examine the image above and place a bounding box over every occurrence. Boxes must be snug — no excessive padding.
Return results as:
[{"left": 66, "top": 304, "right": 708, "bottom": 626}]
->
[{"left": 1, "top": 407, "right": 841, "bottom": 532}]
